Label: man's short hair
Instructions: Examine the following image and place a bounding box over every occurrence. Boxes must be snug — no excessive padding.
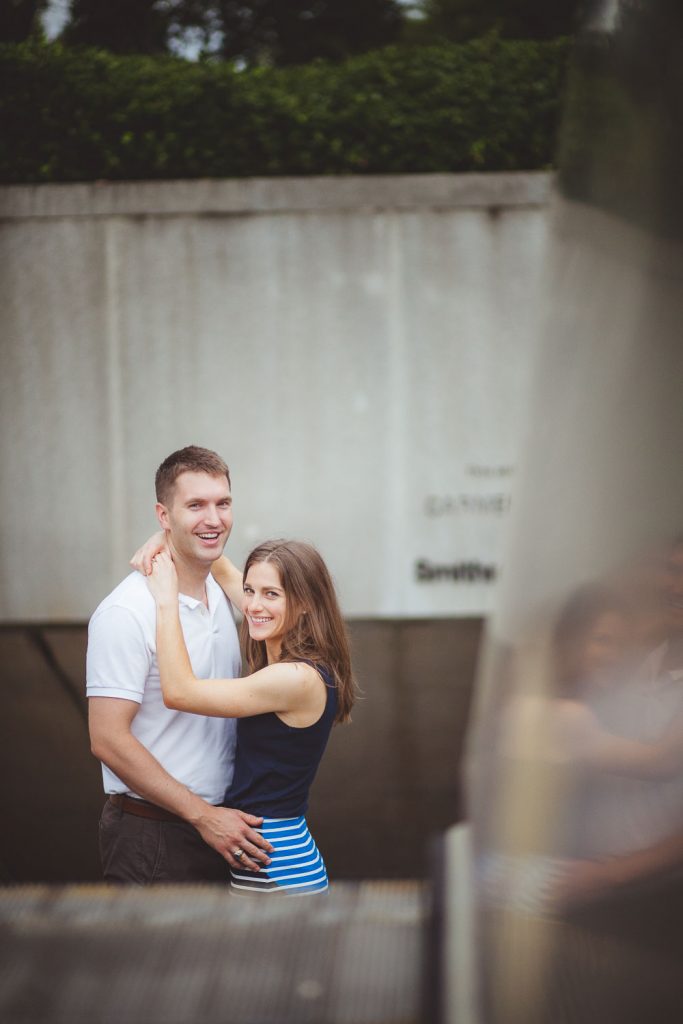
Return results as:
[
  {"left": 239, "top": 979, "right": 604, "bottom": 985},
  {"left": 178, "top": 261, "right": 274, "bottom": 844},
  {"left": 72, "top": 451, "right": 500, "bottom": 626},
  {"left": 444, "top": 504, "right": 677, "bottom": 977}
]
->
[{"left": 155, "top": 446, "right": 231, "bottom": 505}]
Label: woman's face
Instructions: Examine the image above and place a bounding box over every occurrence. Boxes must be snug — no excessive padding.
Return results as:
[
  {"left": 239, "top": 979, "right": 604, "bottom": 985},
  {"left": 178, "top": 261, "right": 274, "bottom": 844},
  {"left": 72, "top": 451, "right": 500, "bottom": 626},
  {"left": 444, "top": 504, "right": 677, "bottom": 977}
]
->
[
  {"left": 243, "top": 560, "right": 288, "bottom": 647},
  {"left": 579, "top": 610, "right": 629, "bottom": 684}
]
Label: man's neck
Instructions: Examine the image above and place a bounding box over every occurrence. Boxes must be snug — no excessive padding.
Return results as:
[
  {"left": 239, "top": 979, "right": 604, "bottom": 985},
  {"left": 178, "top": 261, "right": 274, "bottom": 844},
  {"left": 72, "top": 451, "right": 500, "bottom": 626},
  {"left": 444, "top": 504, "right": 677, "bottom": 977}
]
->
[{"left": 173, "top": 555, "right": 211, "bottom": 606}]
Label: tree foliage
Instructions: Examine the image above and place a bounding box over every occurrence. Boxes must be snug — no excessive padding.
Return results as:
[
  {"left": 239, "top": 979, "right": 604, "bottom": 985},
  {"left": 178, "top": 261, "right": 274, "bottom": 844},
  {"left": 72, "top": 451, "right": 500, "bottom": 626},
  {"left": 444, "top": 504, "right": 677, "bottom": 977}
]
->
[
  {"left": 61, "top": 0, "right": 171, "bottom": 54},
  {"left": 57, "top": 0, "right": 404, "bottom": 64},
  {"left": 406, "top": 0, "right": 582, "bottom": 44},
  {"left": 0, "top": 37, "right": 569, "bottom": 183},
  {"left": 0, "top": 0, "right": 46, "bottom": 43},
  {"left": 209, "top": 0, "right": 403, "bottom": 66},
  {"left": 57, "top": 1, "right": 580, "bottom": 65},
  {"left": 558, "top": 0, "right": 683, "bottom": 237}
]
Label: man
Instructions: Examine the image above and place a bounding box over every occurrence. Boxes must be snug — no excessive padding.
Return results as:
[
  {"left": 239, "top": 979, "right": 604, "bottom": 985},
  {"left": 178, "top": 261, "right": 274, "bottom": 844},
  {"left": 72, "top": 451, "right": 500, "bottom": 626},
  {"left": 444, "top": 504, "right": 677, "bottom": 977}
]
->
[
  {"left": 548, "top": 542, "right": 683, "bottom": 1023},
  {"left": 87, "top": 445, "right": 271, "bottom": 883}
]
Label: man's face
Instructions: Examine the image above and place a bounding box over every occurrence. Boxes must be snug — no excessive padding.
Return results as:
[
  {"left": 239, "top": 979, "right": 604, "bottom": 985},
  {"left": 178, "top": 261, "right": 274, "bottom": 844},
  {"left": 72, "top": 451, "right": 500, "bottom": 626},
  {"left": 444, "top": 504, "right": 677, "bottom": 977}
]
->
[
  {"left": 664, "top": 544, "right": 683, "bottom": 635},
  {"left": 156, "top": 471, "right": 233, "bottom": 570},
  {"left": 579, "top": 611, "right": 629, "bottom": 687}
]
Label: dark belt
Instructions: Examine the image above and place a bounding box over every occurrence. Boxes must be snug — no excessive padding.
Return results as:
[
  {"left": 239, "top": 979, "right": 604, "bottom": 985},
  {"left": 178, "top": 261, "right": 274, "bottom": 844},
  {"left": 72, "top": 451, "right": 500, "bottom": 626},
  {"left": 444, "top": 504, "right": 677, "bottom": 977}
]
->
[{"left": 109, "top": 794, "right": 185, "bottom": 824}]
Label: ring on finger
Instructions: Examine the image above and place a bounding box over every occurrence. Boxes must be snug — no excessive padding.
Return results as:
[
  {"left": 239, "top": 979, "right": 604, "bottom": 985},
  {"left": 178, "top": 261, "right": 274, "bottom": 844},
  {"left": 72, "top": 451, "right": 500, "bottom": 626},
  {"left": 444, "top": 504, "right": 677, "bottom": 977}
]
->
[{"left": 233, "top": 848, "right": 245, "bottom": 860}]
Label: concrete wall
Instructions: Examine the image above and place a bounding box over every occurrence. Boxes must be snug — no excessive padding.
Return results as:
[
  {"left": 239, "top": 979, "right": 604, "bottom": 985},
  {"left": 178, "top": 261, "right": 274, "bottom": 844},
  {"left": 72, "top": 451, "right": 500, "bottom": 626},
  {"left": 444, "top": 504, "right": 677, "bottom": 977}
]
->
[{"left": 0, "top": 172, "right": 552, "bottom": 621}]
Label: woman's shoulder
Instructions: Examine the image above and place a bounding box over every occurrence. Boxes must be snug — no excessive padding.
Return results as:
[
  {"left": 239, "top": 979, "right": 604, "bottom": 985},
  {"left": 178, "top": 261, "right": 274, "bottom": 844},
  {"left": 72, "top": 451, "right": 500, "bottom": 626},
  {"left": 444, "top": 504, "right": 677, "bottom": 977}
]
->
[
  {"left": 261, "top": 659, "right": 328, "bottom": 687},
  {"left": 281, "top": 661, "right": 337, "bottom": 704},
  {"left": 297, "top": 659, "right": 335, "bottom": 687}
]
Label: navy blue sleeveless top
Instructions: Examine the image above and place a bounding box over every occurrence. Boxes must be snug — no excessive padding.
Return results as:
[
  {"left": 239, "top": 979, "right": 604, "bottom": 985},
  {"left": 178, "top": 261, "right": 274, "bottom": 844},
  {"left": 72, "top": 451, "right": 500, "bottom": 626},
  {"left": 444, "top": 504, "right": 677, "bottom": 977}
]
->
[{"left": 223, "top": 662, "right": 337, "bottom": 817}]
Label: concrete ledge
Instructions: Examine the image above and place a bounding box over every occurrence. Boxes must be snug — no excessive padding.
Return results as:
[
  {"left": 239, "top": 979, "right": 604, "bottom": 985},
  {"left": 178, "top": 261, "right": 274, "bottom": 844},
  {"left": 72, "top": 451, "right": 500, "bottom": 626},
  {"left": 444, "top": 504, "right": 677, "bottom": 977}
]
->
[
  {"left": 0, "top": 171, "right": 553, "bottom": 219},
  {"left": 0, "top": 882, "right": 426, "bottom": 1024}
]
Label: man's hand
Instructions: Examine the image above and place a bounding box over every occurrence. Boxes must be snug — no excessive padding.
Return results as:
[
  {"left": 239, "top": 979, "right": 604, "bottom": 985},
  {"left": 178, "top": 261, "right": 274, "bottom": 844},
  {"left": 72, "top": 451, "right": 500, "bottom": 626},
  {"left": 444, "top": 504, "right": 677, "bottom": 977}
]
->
[
  {"left": 552, "top": 858, "right": 615, "bottom": 908},
  {"left": 90, "top": 699, "right": 273, "bottom": 872},
  {"left": 193, "top": 804, "right": 273, "bottom": 872}
]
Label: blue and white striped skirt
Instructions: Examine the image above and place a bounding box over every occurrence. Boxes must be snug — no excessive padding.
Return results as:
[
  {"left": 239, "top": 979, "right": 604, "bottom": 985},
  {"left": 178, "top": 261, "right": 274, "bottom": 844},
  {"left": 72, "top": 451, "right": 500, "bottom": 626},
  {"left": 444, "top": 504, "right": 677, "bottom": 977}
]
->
[{"left": 230, "top": 815, "right": 329, "bottom": 895}]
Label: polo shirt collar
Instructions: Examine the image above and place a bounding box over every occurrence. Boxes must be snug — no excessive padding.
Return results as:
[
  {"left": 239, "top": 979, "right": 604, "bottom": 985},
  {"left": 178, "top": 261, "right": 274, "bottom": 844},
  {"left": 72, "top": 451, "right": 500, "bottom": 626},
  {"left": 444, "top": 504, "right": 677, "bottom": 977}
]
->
[
  {"left": 176, "top": 574, "right": 224, "bottom": 613},
  {"left": 644, "top": 641, "right": 683, "bottom": 690},
  {"left": 206, "top": 573, "right": 224, "bottom": 615}
]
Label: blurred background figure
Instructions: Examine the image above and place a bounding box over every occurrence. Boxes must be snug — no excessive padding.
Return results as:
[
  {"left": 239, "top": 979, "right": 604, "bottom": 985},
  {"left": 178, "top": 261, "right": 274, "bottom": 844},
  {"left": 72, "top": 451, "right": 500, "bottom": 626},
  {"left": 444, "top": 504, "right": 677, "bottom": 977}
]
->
[
  {"left": 560, "top": 541, "right": 683, "bottom": 903},
  {"left": 477, "top": 570, "right": 682, "bottom": 916}
]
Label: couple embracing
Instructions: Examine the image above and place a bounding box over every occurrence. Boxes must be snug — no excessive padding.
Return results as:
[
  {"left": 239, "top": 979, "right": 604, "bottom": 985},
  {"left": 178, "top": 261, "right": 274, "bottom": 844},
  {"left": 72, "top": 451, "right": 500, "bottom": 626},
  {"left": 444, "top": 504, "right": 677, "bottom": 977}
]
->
[{"left": 87, "top": 445, "right": 357, "bottom": 894}]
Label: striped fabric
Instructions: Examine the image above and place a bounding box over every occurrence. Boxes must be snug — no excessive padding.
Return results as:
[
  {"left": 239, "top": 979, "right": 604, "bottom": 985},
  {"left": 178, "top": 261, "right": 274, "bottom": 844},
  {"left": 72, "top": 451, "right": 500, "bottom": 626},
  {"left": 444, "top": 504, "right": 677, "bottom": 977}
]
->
[{"left": 230, "top": 816, "right": 329, "bottom": 895}]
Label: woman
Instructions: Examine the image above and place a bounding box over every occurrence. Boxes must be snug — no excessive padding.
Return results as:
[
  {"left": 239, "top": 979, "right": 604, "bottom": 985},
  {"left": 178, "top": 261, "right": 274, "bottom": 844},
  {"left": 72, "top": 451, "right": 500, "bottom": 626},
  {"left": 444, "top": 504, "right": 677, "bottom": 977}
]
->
[{"left": 144, "top": 539, "right": 357, "bottom": 895}]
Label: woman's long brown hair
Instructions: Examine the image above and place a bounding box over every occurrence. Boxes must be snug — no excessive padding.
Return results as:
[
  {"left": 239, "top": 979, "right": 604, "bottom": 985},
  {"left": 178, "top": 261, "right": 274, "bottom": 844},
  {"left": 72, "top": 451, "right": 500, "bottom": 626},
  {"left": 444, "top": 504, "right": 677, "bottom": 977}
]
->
[{"left": 240, "top": 540, "right": 358, "bottom": 723}]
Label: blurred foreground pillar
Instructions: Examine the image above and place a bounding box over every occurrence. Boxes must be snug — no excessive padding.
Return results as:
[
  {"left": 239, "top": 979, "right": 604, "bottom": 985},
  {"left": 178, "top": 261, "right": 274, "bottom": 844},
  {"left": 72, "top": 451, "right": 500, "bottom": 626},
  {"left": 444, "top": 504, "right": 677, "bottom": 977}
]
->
[{"left": 455, "top": 3, "right": 683, "bottom": 1023}]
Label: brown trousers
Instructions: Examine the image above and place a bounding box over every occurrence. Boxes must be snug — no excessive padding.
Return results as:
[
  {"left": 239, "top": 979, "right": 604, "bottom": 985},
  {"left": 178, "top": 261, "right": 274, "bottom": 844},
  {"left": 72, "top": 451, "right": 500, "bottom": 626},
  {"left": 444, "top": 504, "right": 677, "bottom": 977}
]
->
[{"left": 99, "top": 797, "right": 231, "bottom": 884}]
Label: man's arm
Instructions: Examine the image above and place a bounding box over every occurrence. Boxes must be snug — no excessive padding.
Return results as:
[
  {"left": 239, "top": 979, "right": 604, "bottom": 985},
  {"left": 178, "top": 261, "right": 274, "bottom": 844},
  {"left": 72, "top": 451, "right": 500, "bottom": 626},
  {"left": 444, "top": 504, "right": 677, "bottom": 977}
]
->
[
  {"left": 554, "top": 700, "right": 683, "bottom": 779},
  {"left": 556, "top": 831, "right": 683, "bottom": 907},
  {"left": 89, "top": 697, "right": 271, "bottom": 871}
]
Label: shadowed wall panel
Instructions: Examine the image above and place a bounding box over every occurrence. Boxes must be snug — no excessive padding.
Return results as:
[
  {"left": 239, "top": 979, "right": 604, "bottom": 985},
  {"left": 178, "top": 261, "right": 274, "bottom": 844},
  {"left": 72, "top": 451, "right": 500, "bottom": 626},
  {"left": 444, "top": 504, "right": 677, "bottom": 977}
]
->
[
  {"left": 0, "top": 628, "right": 101, "bottom": 882},
  {"left": 0, "top": 618, "right": 480, "bottom": 882}
]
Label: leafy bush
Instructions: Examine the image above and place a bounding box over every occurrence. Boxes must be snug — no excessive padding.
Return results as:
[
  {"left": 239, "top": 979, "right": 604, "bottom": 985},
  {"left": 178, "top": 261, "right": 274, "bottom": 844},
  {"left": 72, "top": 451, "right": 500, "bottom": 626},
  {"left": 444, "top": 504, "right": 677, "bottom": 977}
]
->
[{"left": 0, "top": 37, "right": 569, "bottom": 183}]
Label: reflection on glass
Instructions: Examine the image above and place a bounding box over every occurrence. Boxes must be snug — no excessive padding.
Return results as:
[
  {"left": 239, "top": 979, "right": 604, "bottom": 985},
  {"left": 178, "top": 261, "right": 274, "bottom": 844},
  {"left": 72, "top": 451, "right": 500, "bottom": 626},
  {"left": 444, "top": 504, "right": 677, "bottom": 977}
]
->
[
  {"left": 463, "top": 4, "right": 683, "bottom": 1022},
  {"left": 471, "top": 541, "right": 683, "bottom": 1024}
]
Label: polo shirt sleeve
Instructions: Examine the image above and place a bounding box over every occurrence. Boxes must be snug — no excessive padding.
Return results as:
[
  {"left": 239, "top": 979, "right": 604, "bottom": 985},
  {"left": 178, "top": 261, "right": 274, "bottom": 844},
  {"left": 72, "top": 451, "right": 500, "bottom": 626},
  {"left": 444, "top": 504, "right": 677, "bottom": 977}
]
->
[{"left": 86, "top": 604, "right": 152, "bottom": 704}]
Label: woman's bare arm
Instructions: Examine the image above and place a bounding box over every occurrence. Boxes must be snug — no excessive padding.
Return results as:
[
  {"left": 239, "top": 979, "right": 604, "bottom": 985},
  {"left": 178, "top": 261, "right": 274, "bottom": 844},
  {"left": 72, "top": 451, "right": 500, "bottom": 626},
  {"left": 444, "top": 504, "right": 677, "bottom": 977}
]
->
[{"left": 148, "top": 552, "right": 322, "bottom": 720}]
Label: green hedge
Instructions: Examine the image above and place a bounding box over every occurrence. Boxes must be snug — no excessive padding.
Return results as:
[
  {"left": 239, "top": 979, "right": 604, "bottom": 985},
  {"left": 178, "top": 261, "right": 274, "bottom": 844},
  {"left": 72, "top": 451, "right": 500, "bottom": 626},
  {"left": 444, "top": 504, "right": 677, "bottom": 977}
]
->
[{"left": 0, "top": 37, "right": 569, "bottom": 183}]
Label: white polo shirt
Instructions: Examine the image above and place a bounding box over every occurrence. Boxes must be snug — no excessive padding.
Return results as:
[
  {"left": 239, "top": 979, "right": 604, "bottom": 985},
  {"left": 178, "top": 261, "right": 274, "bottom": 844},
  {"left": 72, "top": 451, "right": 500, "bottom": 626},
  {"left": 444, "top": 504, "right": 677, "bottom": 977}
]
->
[{"left": 86, "top": 571, "right": 240, "bottom": 805}]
